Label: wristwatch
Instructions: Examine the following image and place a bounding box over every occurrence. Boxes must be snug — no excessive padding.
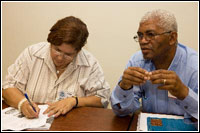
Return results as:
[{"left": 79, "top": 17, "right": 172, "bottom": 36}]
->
[{"left": 73, "top": 96, "right": 78, "bottom": 108}]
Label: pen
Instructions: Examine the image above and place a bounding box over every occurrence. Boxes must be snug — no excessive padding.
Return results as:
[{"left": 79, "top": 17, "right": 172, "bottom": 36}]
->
[{"left": 24, "top": 93, "right": 37, "bottom": 112}]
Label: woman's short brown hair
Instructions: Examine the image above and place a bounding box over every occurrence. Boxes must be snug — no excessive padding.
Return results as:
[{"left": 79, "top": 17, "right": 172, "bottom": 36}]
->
[{"left": 47, "top": 16, "right": 89, "bottom": 51}]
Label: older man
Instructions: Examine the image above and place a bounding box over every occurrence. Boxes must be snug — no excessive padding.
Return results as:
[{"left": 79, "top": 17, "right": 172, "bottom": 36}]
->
[{"left": 110, "top": 9, "right": 198, "bottom": 126}]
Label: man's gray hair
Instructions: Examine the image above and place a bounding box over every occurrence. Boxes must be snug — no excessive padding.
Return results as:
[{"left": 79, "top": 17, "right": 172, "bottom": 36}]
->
[{"left": 140, "top": 9, "right": 178, "bottom": 32}]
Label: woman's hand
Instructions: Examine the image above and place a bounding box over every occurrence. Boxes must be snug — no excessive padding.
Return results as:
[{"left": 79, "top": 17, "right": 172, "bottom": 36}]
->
[
  {"left": 43, "top": 97, "right": 76, "bottom": 117},
  {"left": 21, "top": 101, "right": 40, "bottom": 119}
]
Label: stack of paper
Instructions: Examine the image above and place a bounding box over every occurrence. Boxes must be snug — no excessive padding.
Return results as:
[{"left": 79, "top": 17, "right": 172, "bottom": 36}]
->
[
  {"left": 137, "top": 112, "right": 184, "bottom": 131},
  {"left": 2, "top": 105, "right": 54, "bottom": 131},
  {"left": 147, "top": 117, "right": 197, "bottom": 131}
]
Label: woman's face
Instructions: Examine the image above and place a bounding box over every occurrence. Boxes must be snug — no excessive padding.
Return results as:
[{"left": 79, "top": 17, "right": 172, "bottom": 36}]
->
[{"left": 50, "top": 43, "right": 78, "bottom": 68}]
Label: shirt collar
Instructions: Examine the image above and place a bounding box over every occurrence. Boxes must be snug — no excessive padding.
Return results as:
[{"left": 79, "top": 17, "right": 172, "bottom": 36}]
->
[
  {"left": 74, "top": 49, "right": 90, "bottom": 67},
  {"left": 33, "top": 42, "right": 49, "bottom": 59},
  {"left": 168, "top": 43, "right": 182, "bottom": 70}
]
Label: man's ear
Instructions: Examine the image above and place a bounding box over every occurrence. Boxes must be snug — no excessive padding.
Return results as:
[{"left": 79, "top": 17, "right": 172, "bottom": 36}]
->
[{"left": 169, "top": 32, "right": 178, "bottom": 45}]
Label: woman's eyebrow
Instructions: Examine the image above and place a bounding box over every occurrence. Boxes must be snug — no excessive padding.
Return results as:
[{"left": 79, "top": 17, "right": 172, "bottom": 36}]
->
[{"left": 57, "top": 47, "right": 75, "bottom": 55}]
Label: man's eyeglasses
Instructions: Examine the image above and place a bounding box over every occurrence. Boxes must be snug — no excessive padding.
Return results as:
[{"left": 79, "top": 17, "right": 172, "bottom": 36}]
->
[
  {"left": 51, "top": 47, "right": 76, "bottom": 60},
  {"left": 133, "top": 31, "right": 172, "bottom": 42}
]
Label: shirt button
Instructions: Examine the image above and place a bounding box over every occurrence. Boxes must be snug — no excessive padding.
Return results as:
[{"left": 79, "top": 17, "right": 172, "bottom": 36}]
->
[
  {"left": 123, "top": 95, "right": 126, "bottom": 98},
  {"left": 184, "top": 106, "right": 188, "bottom": 109}
]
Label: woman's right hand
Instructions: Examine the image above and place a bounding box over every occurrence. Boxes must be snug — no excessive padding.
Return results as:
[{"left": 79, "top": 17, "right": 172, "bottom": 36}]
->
[{"left": 21, "top": 101, "right": 40, "bottom": 119}]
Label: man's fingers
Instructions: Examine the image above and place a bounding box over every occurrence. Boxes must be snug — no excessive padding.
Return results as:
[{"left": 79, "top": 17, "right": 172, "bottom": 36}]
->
[
  {"left": 157, "top": 85, "right": 174, "bottom": 91},
  {"left": 150, "top": 71, "right": 173, "bottom": 81},
  {"left": 123, "top": 73, "right": 145, "bottom": 83},
  {"left": 127, "top": 67, "right": 150, "bottom": 80},
  {"left": 129, "top": 67, "right": 148, "bottom": 74},
  {"left": 151, "top": 69, "right": 170, "bottom": 74}
]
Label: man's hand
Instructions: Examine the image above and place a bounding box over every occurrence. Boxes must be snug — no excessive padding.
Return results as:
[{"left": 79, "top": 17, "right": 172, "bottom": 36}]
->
[
  {"left": 150, "top": 69, "right": 189, "bottom": 100},
  {"left": 43, "top": 97, "right": 76, "bottom": 117},
  {"left": 119, "top": 67, "right": 151, "bottom": 90}
]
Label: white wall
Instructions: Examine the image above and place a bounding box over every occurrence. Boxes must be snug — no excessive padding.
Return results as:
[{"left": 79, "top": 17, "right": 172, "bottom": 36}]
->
[{"left": 2, "top": 2, "right": 198, "bottom": 100}]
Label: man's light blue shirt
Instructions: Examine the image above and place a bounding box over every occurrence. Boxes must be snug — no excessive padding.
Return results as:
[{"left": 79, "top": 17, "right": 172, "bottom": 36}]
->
[{"left": 111, "top": 43, "right": 198, "bottom": 123}]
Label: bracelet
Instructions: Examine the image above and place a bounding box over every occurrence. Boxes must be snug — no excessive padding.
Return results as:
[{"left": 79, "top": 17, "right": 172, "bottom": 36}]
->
[
  {"left": 18, "top": 98, "right": 27, "bottom": 112},
  {"left": 73, "top": 96, "right": 78, "bottom": 108}
]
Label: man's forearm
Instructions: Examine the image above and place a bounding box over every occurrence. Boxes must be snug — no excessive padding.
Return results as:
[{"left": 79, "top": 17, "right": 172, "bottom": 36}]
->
[{"left": 2, "top": 88, "right": 25, "bottom": 109}]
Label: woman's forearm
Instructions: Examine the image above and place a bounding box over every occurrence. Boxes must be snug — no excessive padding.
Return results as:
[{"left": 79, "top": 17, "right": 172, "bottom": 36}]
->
[{"left": 2, "top": 88, "right": 25, "bottom": 109}]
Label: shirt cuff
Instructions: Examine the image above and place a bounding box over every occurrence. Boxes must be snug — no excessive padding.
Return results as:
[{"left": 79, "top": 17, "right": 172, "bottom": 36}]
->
[
  {"left": 112, "top": 84, "right": 133, "bottom": 105},
  {"left": 180, "top": 87, "right": 198, "bottom": 119}
]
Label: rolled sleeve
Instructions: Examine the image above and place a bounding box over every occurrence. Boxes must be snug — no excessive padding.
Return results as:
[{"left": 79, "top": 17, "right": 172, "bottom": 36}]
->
[
  {"left": 82, "top": 58, "right": 110, "bottom": 108},
  {"left": 96, "top": 82, "right": 110, "bottom": 108},
  {"left": 2, "top": 48, "right": 30, "bottom": 92}
]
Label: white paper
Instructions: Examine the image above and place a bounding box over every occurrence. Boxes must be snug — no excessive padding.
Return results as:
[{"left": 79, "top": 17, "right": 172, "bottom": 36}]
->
[
  {"left": 168, "top": 91, "right": 177, "bottom": 99},
  {"left": 2, "top": 105, "right": 53, "bottom": 131},
  {"left": 137, "top": 112, "right": 184, "bottom": 131}
]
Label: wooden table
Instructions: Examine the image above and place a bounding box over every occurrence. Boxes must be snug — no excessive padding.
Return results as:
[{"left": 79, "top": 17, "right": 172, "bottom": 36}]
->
[{"left": 2, "top": 101, "right": 134, "bottom": 131}]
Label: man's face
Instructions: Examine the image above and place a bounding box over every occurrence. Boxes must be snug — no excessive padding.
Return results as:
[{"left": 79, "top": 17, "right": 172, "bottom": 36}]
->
[
  {"left": 50, "top": 43, "right": 78, "bottom": 68},
  {"left": 137, "top": 19, "right": 171, "bottom": 60}
]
